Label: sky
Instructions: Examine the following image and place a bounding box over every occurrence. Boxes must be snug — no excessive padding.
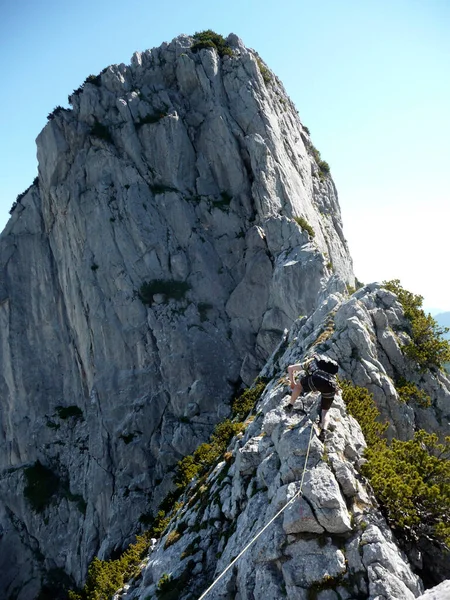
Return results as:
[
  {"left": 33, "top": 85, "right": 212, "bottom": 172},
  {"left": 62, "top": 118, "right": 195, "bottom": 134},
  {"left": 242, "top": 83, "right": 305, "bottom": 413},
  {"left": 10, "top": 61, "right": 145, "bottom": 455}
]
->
[{"left": 1, "top": 0, "right": 449, "bottom": 312}]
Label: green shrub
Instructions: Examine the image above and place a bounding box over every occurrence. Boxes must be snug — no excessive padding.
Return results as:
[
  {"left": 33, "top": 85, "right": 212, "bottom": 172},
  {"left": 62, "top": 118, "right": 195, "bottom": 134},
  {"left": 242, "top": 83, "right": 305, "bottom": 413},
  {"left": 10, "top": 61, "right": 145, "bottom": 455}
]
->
[
  {"left": 341, "top": 380, "right": 450, "bottom": 546},
  {"left": 164, "top": 529, "right": 182, "bottom": 549},
  {"left": 395, "top": 377, "right": 431, "bottom": 408},
  {"left": 24, "top": 461, "right": 61, "bottom": 513},
  {"left": 212, "top": 191, "right": 232, "bottom": 209},
  {"left": 84, "top": 74, "right": 102, "bottom": 87},
  {"left": 175, "top": 419, "right": 243, "bottom": 489},
  {"left": 55, "top": 405, "right": 84, "bottom": 420},
  {"left": 9, "top": 177, "right": 40, "bottom": 214},
  {"left": 293, "top": 216, "right": 315, "bottom": 238},
  {"left": 383, "top": 280, "right": 450, "bottom": 371},
  {"left": 136, "top": 111, "right": 168, "bottom": 127},
  {"left": 156, "top": 563, "right": 194, "bottom": 600},
  {"left": 310, "top": 145, "right": 331, "bottom": 177},
  {"left": 181, "top": 536, "right": 201, "bottom": 559},
  {"left": 363, "top": 431, "right": 450, "bottom": 544},
  {"left": 47, "top": 106, "right": 70, "bottom": 120},
  {"left": 139, "top": 279, "right": 190, "bottom": 305},
  {"left": 91, "top": 121, "right": 113, "bottom": 144},
  {"left": 68, "top": 533, "right": 150, "bottom": 600},
  {"left": 191, "top": 30, "right": 233, "bottom": 57},
  {"left": 157, "top": 573, "right": 172, "bottom": 592},
  {"left": 256, "top": 57, "right": 272, "bottom": 84},
  {"left": 232, "top": 382, "right": 266, "bottom": 420},
  {"left": 69, "top": 73, "right": 102, "bottom": 102},
  {"left": 340, "top": 380, "right": 387, "bottom": 448}
]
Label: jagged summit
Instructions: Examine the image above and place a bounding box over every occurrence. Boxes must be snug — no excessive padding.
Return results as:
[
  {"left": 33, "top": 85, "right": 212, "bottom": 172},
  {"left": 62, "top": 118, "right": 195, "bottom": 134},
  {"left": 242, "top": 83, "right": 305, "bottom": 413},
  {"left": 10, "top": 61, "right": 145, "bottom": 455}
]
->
[{"left": 0, "top": 32, "right": 448, "bottom": 600}]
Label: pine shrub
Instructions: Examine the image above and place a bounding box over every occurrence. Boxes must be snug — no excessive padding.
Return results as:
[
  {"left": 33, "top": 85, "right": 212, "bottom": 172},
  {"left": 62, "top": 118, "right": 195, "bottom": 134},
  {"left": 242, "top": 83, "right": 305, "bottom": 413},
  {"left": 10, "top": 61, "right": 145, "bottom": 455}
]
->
[
  {"left": 24, "top": 461, "right": 61, "bottom": 513},
  {"left": 341, "top": 380, "right": 450, "bottom": 546},
  {"left": 383, "top": 280, "right": 450, "bottom": 371},
  {"left": 232, "top": 382, "right": 266, "bottom": 420},
  {"left": 175, "top": 419, "right": 243, "bottom": 489},
  {"left": 256, "top": 57, "right": 272, "bottom": 84},
  {"left": 68, "top": 533, "right": 150, "bottom": 600},
  {"left": 395, "top": 377, "right": 431, "bottom": 408},
  {"left": 310, "top": 145, "right": 331, "bottom": 177},
  {"left": 91, "top": 121, "right": 113, "bottom": 144},
  {"left": 191, "top": 30, "right": 233, "bottom": 57},
  {"left": 340, "top": 380, "right": 387, "bottom": 447}
]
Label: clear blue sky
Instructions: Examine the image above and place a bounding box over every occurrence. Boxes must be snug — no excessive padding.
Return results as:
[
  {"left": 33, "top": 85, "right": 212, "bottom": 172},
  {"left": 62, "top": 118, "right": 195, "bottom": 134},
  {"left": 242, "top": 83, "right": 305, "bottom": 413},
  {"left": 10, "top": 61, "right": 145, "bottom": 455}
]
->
[{"left": 1, "top": 0, "right": 449, "bottom": 311}]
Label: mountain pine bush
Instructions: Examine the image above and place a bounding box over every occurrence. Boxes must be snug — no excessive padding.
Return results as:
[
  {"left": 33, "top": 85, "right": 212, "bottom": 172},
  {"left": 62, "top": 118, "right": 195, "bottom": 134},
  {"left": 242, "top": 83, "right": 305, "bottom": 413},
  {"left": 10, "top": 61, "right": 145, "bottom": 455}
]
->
[
  {"left": 383, "top": 279, "right": 450, "bottom": 371},
  {"left": 191, "top": 30, "right": 233, "bottom": 57},
  {"left": 341, "top": 380, "right": 450, "bottom": 546},
  {"left": 68, "top": 533, "right": 150, "bottom": 600}
]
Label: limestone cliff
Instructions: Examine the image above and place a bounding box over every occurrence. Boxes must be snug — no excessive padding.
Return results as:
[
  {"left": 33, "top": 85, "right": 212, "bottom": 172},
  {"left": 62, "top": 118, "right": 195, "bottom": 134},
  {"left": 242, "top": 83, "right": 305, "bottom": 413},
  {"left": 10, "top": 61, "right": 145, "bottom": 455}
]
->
[{"left": 0, "top": 33, "right": 354, "bottom": 598}]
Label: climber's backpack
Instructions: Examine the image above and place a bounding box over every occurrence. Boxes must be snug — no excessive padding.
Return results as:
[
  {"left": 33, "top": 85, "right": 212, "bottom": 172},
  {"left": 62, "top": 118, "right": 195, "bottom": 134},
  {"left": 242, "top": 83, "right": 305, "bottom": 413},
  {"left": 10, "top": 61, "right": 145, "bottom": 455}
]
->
[{"left": 309, "top": 354, "right": 339, "bottom": 376}]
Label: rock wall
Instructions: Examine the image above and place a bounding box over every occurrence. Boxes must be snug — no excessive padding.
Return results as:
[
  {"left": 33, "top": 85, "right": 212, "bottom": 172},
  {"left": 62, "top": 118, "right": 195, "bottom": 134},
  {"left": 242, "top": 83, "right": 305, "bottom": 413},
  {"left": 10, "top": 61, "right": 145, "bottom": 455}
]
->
[{"left": 0, "top": 34, "right": 354, "bottom": 597}]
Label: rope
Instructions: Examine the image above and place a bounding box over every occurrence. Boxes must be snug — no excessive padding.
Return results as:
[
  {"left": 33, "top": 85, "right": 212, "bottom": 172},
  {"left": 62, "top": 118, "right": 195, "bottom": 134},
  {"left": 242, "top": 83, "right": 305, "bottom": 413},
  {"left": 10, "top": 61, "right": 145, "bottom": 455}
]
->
[{"left": 197, "top": 420, "right": 316, "bottom": 600}]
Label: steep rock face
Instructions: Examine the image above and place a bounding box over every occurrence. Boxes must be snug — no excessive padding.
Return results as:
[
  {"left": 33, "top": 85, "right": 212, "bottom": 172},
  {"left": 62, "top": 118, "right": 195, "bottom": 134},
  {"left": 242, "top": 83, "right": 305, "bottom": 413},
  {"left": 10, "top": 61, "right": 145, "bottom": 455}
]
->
[
  {"left": 0, "top": 34, "right": 353, "bottom": 597},
  {"left": 121, "top": 284, "right": 450, "bottom": 600}
]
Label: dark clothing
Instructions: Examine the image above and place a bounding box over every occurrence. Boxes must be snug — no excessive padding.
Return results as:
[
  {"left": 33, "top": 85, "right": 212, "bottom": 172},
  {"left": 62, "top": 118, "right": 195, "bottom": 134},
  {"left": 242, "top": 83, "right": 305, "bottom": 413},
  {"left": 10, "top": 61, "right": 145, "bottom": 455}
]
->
[{"left": 300, "top": 370, "right": 337, "bottom": 411}]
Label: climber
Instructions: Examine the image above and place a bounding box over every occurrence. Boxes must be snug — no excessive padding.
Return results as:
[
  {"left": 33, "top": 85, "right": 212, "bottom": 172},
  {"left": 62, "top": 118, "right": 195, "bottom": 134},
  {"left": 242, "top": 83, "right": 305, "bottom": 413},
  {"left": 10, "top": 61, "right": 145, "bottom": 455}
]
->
[{"left": 284, "top": 354, "right": 339, "bottom": 433}]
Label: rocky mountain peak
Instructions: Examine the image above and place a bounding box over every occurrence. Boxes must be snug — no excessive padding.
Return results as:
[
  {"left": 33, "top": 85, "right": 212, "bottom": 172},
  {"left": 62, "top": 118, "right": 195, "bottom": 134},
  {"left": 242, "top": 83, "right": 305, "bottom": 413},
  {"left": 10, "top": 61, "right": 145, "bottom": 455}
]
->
[{"left": 1, "top": 32, "right": 448, "bottom": 600}]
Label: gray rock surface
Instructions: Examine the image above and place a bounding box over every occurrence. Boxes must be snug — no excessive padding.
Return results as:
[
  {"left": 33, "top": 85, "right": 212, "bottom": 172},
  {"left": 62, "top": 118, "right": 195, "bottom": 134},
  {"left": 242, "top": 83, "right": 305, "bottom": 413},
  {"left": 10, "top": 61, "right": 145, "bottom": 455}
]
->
[
  {"left": 416, "top": 580, "right": 450, "bottom": 600},
  {"left": 124, "top": 363, "right": 424, "bottom": 600},
  {"left": 0, "top": 33, "right": 354, "bottom": 597}
]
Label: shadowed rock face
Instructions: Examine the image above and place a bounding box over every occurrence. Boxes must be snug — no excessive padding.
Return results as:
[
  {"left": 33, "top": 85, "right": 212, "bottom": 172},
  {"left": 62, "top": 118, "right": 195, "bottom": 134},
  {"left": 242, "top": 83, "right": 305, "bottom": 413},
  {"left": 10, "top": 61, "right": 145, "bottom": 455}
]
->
[{"left": 0, "top": 34, "right": 354, "bottom": 597}]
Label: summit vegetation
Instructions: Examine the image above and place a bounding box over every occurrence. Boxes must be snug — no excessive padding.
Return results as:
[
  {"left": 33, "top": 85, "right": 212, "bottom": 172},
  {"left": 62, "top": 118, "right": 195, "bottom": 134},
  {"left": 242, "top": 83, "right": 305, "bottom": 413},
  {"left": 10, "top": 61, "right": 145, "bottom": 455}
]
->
[{"left": 191, "top": 30, "right": 233, "bottom": 57}]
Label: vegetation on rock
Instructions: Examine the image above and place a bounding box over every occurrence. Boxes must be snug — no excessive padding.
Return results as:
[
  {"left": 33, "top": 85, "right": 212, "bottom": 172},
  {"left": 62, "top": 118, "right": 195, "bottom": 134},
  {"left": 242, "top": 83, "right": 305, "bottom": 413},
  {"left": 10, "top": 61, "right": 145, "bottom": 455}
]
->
[
  {"left": 139, "top": 279, "right": 191, "bottom": 305},
  {"left": 69, "top": 73, "right": 102, "bottom": 103},
  {"left": 191, "top": 30, "right": 233, "bottom": 57},
  {"left": 293, "top": 216, "right": 315, "bottom": 238},
  {"left": 24, "top": 461, "right": 61, "bottom": 513},
  {"left": 256, "top": 57, "right": 272, "bottom": 84},
  {"left": 383, "top": 279, "right": 450, "bottom": 371},
  {"left": 231, "top": 380, "right": 266, "bottom": 420},
  {"left": 47, "top": 105, "right": 70, "bottom": 120},
  {"left": 68, "top": 380, "right": 266, "bottom": 599},
  {"left": 175, "top": 419, "right": 244, "bottom": 488},
  {"left": 310, "top": 145, "right": 331, "bottom": 177},
  {"left": 9, "top": 177, "right": 39, "bottom": 214},
  {"left": 90, "top": 121, "right": 113, "bottom": 144},
  {"left": 156, "top": 562, "right": 194, "bottom": 600},
  {"left": 68, "top": 533, "right": 150, "bottom": 600},
  {"left": 341, "top": 380, "right": 450, "bottom": 546},
  {"left": 395, "top": 377, "right": 431, "bottom": 408}
]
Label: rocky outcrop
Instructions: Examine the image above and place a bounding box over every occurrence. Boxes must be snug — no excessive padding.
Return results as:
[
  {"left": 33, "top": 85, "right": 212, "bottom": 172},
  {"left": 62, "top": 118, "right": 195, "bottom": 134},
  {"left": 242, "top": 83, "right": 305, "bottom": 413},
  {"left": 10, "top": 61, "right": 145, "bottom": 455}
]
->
[
  {"left": 416, "top": 580, "right": 450, "bottom": 600},
  {"left": 114, "top": 284, "right": 450, "bottom": 600},
  {"left": 0, "top": 34, "right": 354, "bottom": 598}
]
